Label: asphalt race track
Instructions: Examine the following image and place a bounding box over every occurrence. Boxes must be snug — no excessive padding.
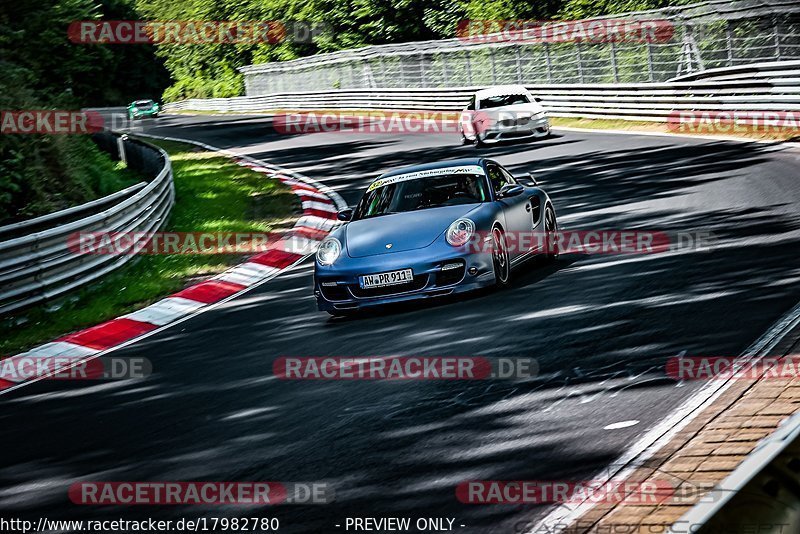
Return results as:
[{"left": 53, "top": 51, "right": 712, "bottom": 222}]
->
[{"left": 2, "top": 115, "right": 800, "bottom": 533}]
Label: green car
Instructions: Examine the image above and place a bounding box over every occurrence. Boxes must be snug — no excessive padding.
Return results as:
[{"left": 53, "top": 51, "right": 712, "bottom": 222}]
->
[{"left": 127, "top": 99, "right": 160, "bottom": 120}]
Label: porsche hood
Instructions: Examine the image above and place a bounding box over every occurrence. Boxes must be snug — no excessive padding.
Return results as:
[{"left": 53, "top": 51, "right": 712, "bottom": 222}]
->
[{"left": 344, "top": 204, "right": 480, "bottom": 258}]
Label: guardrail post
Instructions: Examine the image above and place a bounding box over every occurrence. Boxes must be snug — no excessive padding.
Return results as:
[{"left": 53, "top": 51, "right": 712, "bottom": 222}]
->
[{"left": 117, "top": 134, "right": 127, "bottom": 165}]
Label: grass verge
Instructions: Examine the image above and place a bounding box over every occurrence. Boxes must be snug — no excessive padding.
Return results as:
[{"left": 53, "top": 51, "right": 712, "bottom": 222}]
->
[
  {"left": 0, "top": 139, "right": 298, "bottom": 357},
  {"left": 549, "top": 116, "right": 800, "bottom": 142}
]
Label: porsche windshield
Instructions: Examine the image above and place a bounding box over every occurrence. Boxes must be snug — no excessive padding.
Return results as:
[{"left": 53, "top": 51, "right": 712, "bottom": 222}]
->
[{"left": 353, "top": 172, "right": 489, "bottom": 220}]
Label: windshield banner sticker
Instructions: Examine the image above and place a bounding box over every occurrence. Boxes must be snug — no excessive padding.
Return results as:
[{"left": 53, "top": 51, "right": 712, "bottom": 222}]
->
[{"left": 367, "top": 165, "right": 485, "bottom": 192}]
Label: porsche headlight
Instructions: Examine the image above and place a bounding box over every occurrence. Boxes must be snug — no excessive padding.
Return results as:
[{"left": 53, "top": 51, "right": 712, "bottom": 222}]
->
[
  {"left": 446, "top": 218, "right": 475, "bottom": 247},
  {"left": 316, "top": 237, "right": 341, "bottom": 265}
]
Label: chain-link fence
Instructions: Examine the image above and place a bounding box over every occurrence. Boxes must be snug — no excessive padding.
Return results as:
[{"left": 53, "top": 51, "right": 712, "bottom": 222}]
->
[{"left": 241, "top": 0, "right": 800, "bottom": 96}]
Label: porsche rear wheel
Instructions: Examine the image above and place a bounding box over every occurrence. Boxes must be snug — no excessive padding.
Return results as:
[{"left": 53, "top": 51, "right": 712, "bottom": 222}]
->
[{"left": 492, "top": 227, "right": 511, "bottom": 286}]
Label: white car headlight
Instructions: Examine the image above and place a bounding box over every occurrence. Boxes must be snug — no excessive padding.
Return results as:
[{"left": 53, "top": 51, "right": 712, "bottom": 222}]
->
[
  {"left": 316, "top": 237, "right": 341, "bottom": 265},
  {"left": 446, "top": 218, "right": 475, "bottom": 247}
]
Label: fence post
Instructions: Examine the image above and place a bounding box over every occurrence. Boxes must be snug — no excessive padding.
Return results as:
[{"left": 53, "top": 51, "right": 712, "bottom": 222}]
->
[
  {"left": 774, "top": 16, "right": 782, "bottom": 61},
  {"left": 465, "top": 51, "right": 473, "bottom": 85},
  {"left": 576, "top": 42, "right": 584, "bottom": 83},
  {"left": 441, "top": 52, "right": 449, "bottom": 87},
  {"left": 378, "top": 56, "right": 386, "bottom": 87},
  {"left": 515, "top": 46, "right": 523, "bottom": 84},
  {"left": 544, "top": 42, "right": 552, "bottom": 82},
  {"left": 490, "top": 48, "right": 497, "bottom": 84},
  {"left": 647, "top": 43, "right": 655, "bottom": 81},
  {"left": 726, "top": 21, "right": 734, "bottom": 66},
  {"left": 610, "top": 41, "right": 619, "bottom": 83}
]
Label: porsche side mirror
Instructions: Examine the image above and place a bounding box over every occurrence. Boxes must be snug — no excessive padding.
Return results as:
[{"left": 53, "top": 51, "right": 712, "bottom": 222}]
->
[
  {"left": 514, "top": 173, "right": 538, "bottom": 186},
  {"left": 533, "top": 96, "right": 542, "bottom": 103},
  {"left": 498, "top": 184, "right": 524, "bottom": 198},
  {"left": 337, "top": 208, "right": 353, "bottom": 221}
]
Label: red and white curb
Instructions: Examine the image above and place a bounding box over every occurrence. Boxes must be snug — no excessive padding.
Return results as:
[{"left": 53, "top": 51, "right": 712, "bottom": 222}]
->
[{"left": 0, "top": 133, "right": 346, "bottom": 394}]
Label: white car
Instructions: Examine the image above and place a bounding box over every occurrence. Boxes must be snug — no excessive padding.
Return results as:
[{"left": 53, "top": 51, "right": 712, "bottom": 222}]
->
[{"left": 459, "top": 85, "right": 550, "bottom": 146}]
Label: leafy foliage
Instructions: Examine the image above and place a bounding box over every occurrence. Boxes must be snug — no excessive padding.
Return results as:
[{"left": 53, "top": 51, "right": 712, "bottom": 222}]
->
[
  {"left": 0, "top": 0, "right": 163, "bottom": 223},
  {"left": 0, "top": 0, "right": 689, "bottom": 221}
]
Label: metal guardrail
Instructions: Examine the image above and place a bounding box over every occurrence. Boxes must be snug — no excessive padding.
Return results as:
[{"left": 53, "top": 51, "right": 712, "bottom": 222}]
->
[
  {"left": 165, "top": 61, "right": 800, "bottom": 123},
  {"left": 0, "top": 133, "right": 175, "bottom": 316},
  {"left": 239, "top": 0, "right": 800, "bottom": 94}
]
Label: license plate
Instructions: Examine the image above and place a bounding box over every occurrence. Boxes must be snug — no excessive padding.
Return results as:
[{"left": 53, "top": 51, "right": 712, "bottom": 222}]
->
[{"left": 359, "top": 269, "right": 413, "bottom": 289}]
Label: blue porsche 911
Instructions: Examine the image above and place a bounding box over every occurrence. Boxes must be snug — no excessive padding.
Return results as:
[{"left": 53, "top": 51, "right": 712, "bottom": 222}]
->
[{"left": 314, "top": 158, "right": 558, "bottom": 315}]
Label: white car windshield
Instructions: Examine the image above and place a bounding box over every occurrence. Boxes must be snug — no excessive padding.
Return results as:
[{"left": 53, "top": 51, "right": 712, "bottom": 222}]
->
[{"left": 479, "top": 93, "right": 530, "bottom": 109}]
